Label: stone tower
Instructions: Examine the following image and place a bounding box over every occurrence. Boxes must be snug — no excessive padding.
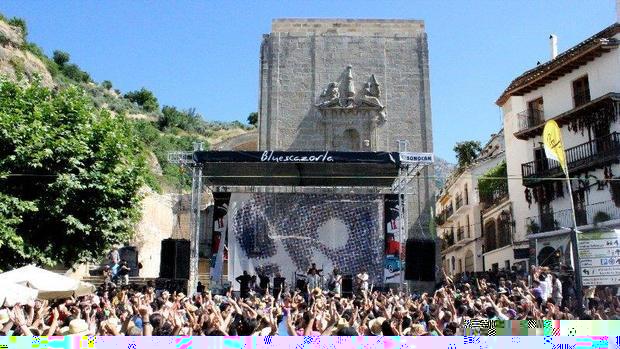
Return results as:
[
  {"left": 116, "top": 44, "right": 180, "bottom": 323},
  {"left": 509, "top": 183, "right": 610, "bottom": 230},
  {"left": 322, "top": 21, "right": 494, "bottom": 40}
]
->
[{"left": 258, "top": 19, "right": 435, "bottom": 242}]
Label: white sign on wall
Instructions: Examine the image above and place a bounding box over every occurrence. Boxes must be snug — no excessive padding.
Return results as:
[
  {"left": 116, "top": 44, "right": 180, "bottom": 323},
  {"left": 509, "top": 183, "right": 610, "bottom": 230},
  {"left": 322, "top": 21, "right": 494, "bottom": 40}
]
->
[
  {"left": 578, "top": 230, "right": 620, "bottom": 286},
  {"left": 399, "top": 152, "right": 434, "bottom": 165}
]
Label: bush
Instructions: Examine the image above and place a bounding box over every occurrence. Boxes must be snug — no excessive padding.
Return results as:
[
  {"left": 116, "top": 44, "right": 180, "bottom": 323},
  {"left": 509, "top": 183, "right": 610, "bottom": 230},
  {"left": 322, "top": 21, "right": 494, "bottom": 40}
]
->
[
  {"left": 101, "top": 80, "right": 113, "bottom": 90},
  {"left": 124, "top": 88, "right": 159, "bottom": 113},
  {"left": 7, "top": 17, "right": 27, "bottom": 38},
  {"left": 62, "top": 63, "right": 91, "bottom": 83},
  {"left": 247, "top": 112, "right": 258, "bottom": 126},
  {"left": 593, "top": 211, "right": 611, "bottom": 225},
  {"left": 53, "top": 50, "right": 70, "bottom": 67}
]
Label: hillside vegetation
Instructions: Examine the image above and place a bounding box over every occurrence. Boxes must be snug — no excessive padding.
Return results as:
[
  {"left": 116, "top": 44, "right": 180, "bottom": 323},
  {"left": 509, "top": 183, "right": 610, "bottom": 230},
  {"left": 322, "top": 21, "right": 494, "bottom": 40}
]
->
[{"left": 0, "top": 14, "right": 253, "bottom": 193}]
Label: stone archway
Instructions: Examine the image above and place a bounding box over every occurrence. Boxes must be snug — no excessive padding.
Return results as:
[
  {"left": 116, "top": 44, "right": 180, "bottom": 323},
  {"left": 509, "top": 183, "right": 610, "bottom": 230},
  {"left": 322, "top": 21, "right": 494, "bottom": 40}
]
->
[{"left": 537, "top": 246, "right": 559, "bottom": 267}]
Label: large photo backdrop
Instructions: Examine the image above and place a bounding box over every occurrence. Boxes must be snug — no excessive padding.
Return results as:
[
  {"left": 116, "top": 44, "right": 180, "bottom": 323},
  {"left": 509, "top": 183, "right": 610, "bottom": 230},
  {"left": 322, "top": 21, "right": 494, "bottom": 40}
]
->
[{"left": 227, "top": 193, "right": 384, "bottom": 290}]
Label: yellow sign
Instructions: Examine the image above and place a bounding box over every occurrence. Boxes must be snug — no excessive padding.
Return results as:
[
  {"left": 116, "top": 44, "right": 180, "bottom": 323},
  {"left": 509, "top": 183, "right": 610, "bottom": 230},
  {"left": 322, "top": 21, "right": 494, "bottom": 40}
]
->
[{"left": 543, "top": 120, "right": 567, "bottom": 174}]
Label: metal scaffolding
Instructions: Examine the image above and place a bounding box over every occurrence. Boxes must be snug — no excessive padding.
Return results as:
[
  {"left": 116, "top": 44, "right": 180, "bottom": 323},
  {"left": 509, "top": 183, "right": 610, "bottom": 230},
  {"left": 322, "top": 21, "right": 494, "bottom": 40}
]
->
[{"left": 169, "top": 143, "right": 432, "bottom": 294}]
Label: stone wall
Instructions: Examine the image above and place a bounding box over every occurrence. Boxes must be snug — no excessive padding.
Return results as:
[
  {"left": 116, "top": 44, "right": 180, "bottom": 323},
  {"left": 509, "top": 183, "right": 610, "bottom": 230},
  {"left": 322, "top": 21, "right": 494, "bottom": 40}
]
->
[{"left": 258, "top": 19, "right": 435, "bottom": 240}]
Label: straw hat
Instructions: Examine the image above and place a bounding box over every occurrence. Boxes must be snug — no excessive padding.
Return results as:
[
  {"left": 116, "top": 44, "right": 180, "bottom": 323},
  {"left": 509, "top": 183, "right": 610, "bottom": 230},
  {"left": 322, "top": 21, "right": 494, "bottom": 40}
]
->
[
  {"left": 61, "top": 319, "right": 90, "bottom": 336},
  {"left": 0, "top": 309, "right": 9, "bottom": 325},
  {"left": 368, "top": 317, "right": 386, "bottom": 336}
]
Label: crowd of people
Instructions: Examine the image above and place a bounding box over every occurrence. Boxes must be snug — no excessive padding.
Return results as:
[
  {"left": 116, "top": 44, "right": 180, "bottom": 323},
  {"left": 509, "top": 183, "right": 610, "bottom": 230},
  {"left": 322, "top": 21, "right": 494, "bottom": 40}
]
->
[{"left": 1, "top": 265, "right": 619, "bottom": 337}]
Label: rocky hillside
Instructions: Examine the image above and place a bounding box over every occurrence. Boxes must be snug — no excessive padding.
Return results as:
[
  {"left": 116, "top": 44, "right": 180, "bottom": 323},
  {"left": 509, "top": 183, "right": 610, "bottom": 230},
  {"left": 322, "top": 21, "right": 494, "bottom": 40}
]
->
[
  {"left": 433, "top": 156, "right": 455, "bottom": 190},
  {"left": 0, "top": 15, "right": 253, "bottom": 193}
]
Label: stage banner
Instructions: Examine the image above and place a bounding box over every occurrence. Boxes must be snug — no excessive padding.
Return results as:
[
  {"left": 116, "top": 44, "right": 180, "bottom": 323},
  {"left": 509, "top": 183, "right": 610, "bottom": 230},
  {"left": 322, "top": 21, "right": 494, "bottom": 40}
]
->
[
  {"left": 227, "top": 193, "right": 384, "bottom": 291},
  {"left": 210, "top": 194, "right": 230, "bottom": 284},
  {"left": 383, "top": 195, "right": 404, "bottom": 284}
]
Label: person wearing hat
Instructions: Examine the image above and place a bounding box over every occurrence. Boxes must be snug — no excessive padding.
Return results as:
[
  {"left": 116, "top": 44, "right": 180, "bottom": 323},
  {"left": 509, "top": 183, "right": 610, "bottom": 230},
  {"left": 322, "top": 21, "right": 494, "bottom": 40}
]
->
[
  {"left": 367, "top": 316, "right": 385, "bottom": 336},
  {"left": 61, "top": 319, "right": 91, "bottom": 336}
]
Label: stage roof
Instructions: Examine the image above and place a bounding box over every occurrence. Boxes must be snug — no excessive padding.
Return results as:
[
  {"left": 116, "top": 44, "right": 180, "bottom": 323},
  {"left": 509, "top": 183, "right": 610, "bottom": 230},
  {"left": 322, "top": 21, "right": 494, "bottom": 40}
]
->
[{"left": 193, "top": 151, "right": 401, "bottom": 187}]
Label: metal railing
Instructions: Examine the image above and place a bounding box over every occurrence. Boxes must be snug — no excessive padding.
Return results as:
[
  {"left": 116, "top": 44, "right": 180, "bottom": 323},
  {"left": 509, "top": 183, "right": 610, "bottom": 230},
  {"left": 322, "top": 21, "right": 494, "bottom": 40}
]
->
[
  {"left": 457, "top": 227, "right": 465, "bottom": 241},
  {"left": 479, "top": 186, "right": 509, "bottom": 212},
  {"left": 517, "top": 107, "right": 545, "bottom": 132},
  {"left": 455, "top": 194, "right": 463, "bottom": 211},
  {"left": 521, "top": 132, "right": 620, "bottom": 185},
  {"left": 525, "top": 200, "right": 620, "bottom": 234}
]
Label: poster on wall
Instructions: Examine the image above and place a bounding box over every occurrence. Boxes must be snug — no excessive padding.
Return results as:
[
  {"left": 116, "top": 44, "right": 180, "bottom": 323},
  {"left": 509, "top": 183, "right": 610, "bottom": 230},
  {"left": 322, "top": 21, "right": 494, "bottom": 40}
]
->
[
  {"left": 210, "top": 193, "right": 230, "bottom": 284},
  {"left": 226, "top": 193, "right": 384, "bottom": 291},
  {"left": 383, "top": 194, "right": 405, "bottom": 284},
  {"left": 578, "top": 230, "right": 620, "bottom": 286}
]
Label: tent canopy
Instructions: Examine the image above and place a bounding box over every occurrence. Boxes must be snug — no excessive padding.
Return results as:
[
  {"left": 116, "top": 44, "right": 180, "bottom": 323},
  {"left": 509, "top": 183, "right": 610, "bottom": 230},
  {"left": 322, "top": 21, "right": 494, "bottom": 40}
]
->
[
  {"left": 0, "top": 282, "right": 38, "bottom": 307},
  {"left": 193, "top": 151, "right": 401, "bottom": 187},
  {"left": 0, "top": 265, "right": 95, "bottom": 300}
]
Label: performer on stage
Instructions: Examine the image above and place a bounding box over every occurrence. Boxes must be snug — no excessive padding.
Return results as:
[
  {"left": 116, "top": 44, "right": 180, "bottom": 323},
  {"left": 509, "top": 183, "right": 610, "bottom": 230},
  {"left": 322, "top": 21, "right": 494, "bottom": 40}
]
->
[
  {"left": 258, "top": 271, "right": 270, "bottom": 296},
  {"left": 307, "top": 263, "right": 323, "bottom": 276},
  {"left": 329, "top": 268, "right": 343, "bottom": 296},
  {"left": 235, "top": 270, "right": 252, "bottom": 299},
  {"left": 273, "top": 272, "right": 286, "bottom": 298},
  {"left": 356, "top": 269, "right": 369, "bottom": 293}
]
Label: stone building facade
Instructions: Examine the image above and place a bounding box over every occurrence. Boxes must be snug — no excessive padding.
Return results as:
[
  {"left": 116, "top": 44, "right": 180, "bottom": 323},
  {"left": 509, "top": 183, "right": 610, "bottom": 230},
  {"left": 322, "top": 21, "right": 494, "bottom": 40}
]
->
[{"left": 257, "top": 19, "right": 435, "bottom": 240}]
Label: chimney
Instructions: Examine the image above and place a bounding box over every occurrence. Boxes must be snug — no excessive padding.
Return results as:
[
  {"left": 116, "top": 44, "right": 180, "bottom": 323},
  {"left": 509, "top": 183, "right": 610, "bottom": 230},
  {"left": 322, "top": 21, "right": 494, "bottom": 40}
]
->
[{"left": 549, "top": 34, "right": 558, "bottom": 60}]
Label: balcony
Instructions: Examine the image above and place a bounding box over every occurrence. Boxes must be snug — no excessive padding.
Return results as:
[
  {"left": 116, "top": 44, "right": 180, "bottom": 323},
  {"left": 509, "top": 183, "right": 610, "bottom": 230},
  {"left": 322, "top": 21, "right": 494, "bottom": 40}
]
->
[
  {"left": 516, "top": 107, "right": 545, "bottom": 134},
  {"left": 525, "top": 200, "right": 620, "bottom": 235},
  {"left": 441, "top": 233, "right": 455, "bottom": 252},
  {"left": 513, "top": 93, "right": 619, "bottom": 140},
  {"left": 456, "top": 227, "right": 465, "bottom": 241},
  {"left": 479, "top": 186, "right": 509, "bottom": 212},
  {"left": 521, "top": 132, "right": 620, "bottom": 187}
]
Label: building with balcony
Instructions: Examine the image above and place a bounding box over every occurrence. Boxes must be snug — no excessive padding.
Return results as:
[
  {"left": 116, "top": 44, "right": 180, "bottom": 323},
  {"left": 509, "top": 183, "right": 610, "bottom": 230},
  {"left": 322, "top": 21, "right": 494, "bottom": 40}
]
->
[
  {"left": 497, "top": 23, "right": 620, "bottom": 270},
  {"left": 437, "top": 130, "right": 505, "bottom": 275}
]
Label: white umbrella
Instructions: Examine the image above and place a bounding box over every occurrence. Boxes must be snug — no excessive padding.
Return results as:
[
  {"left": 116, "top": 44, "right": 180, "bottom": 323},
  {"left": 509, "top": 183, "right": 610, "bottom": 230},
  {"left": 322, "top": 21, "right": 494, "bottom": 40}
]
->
[
  {"left": 0, "top": 282, "right": 38, "bottom": 307},
  {"left": 0, "top": 265, "right": 95, "bottom": 299}
]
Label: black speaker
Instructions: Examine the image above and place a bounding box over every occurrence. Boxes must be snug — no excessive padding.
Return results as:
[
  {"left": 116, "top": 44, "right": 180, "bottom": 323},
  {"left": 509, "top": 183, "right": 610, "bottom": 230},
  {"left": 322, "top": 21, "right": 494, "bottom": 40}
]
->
[
  {"left": 405, "top": 239, "right": 436, "bottom": 281},
  {"left": 119, "top": 246, "right": 139, "bottom": 277},
  {"left": 160, "top": 239, "right": 191, "bottom": 279},
  {"left": 342, "top": 275, "right": 353, "bottom": 297}
]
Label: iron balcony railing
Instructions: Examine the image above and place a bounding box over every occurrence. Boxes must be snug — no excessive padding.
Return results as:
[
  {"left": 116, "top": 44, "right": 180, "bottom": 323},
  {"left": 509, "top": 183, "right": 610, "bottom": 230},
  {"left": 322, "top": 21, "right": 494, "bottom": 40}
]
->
[
  {"left": 479, "top": 186, "right": 509, "bottom": 212},
  {"left": 517, "top": 107, "right": 545, "bottom": 132},
  {"left": 455, "top": 194, "right": 463, "bottom": 211},
  {"left": 573, "top": 90, "right": 591, "bottom": 108},
  {"left": 521, "top": 132, "right": 620, "bottom": 186},
  {"left": 457, "top": 227, "right": 465, "bottom": 241},
  {"left": 525, "top": 200, "right": 620, "bottom": 234}
]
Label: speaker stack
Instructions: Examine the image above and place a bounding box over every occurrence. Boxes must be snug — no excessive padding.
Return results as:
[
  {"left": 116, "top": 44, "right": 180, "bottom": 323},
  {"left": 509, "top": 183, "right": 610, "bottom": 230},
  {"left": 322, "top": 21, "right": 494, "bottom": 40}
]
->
[
  {"left": 405, "top": 239, "right": 436, "bottom": 281},
  {"left": 160, "top": 239, "right": 191, "bottom": 280}
]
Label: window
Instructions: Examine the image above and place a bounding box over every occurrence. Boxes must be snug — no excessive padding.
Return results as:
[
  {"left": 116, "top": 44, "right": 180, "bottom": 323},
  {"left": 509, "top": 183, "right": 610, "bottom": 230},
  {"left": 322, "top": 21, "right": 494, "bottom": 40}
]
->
[
  {"left": 504, "top": 260, "right": 510, "bottom": 271},
  {"left": 572, "top": 75, "right": 590, "bottom": 107},
  {"left": 527, "top": 97, "right": 544, "bottom": 127}
]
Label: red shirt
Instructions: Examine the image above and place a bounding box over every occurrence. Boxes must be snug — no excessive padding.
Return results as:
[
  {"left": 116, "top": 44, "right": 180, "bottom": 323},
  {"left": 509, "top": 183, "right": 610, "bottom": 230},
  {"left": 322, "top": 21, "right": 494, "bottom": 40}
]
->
[{"left": 386, "top": 240, "right": 400, "bottom": 255}]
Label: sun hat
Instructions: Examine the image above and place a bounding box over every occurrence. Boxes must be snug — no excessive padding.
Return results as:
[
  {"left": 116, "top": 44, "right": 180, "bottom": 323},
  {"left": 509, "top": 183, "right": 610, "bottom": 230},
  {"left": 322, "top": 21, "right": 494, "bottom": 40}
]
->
[
  {"left": 368, "top": 316, "right": 386, "bottom": 335},
  {"left": 60, "top": 319, "right": 90, "bottom": 336}
]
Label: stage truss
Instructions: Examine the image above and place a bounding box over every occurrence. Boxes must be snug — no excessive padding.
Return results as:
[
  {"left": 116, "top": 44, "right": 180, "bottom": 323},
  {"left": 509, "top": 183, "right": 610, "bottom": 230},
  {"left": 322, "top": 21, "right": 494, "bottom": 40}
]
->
[{"left": 169, "top": 142, "right": 432, "bottom": 294}]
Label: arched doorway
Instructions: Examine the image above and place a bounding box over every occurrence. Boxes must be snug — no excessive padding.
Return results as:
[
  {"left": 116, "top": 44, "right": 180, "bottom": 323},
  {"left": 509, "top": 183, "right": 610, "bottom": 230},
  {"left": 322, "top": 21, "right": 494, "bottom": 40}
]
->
[
  {"left": 464, "top": 250, "right": 474, "bottom": 272},
  {"left": 537, "top": 246, "right": 559, "bottom": 268}
]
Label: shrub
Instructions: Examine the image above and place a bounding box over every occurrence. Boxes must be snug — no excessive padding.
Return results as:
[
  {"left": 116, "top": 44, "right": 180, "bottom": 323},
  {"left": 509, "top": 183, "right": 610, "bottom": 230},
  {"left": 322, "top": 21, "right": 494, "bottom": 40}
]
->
[
  {"left": 247, "top": 112, "right": 258, "bottom": 125},
  {"left": 593, "top": 211, "right": 611, "bottom": 225},
  {"left": 101, "top": 80, "right": 113, "bottom": 90},
  {"left": 7, "top": 17, "right": 27, "bottom": 38},
  {"left": 124, "top": 88, "right": 159, "bottom": 112},
  {"left": 53, "top": 50, "right": 70, "bottom": 66},
  {"left": 62, "top": 63, "right": 91, "bottom": 83}
]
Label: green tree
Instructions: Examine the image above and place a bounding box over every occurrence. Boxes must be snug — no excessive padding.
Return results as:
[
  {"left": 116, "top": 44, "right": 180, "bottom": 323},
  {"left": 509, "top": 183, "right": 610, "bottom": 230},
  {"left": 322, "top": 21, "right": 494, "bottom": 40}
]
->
[
  {"left": 124, "top": 88, "right": 159, "bottom": 112},
  {"left": 62, "top": 63, "right": 91, "bottom": 83},
  {"left": 247, "top": 112, "right": 258, "bottom": 126},
  {"left": 453, "top": 141, "right": 482, "bottom": 169},
  {"left": 101, "top": 80, "right": 113, "bottom": 90},
  {"left": 53, "top": 50, "right": 70, "bottom": 67},
  {"left": 0, "top": 79, "right": 147, "bottom": 270}
]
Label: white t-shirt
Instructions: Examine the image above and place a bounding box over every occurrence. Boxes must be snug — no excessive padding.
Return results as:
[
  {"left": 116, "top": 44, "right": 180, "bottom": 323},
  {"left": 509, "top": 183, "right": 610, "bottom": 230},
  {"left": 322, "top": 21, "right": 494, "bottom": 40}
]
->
[
  {"left": 539, "top": 280, "right": 549, "bottom": 301},
  {"left": 552, "top": 279, "right": 562, "bottom": 299},
  {"left": 357, "top": 273, "right": 369, "bottom": 291}
]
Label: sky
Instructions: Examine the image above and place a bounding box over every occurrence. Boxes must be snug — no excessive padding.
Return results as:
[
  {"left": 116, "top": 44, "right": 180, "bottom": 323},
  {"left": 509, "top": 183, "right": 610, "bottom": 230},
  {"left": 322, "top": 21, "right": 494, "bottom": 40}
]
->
[{"left": 0, "top": 1, "right": 617, "bottom": 162}]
